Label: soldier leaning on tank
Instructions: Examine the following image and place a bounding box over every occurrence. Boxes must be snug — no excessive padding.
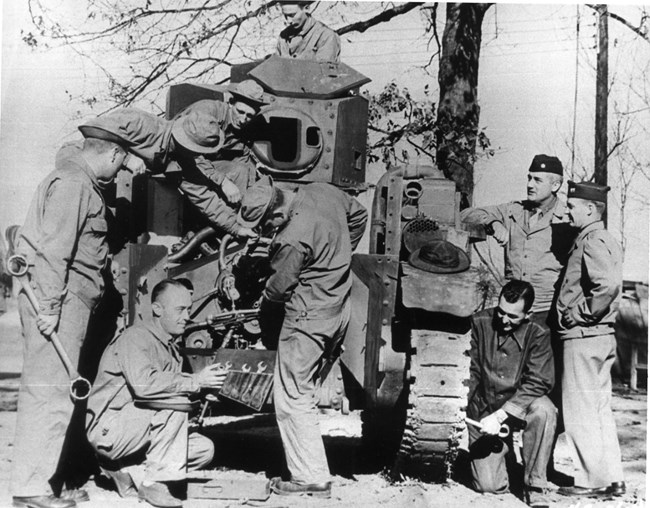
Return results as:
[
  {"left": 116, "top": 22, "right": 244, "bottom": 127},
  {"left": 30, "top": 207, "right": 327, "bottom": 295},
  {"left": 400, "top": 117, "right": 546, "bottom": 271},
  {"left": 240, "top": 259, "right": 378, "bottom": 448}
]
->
[
  {"left": 237, "top": 176, "right": 367, "bottom": 498},
  {"left": 467, "top": 279, "right": 556, "bottom": 508},
  {"left": 554, "top": 182, "right": 626, "bottom": 499},
  {"left": 460, "top": 154, "right": 573, "bottom": 327},
  {"left": 77, "top": 80, "right": 269, "bottom": 239},
  {"left": 86, "top": 279, "right": 227, "bottom": 508},
  {"left": 10, "top": 132, "right": 132, "bottom": 508},
  {"left": 277, "top": 1, "right": 341, "bottom": 63}
]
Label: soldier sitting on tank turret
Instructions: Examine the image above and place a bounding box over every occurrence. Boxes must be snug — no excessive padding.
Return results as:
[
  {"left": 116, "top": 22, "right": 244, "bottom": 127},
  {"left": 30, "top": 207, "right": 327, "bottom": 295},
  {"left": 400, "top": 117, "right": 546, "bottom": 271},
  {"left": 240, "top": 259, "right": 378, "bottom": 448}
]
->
[
  {"left": 467, "top": 280, "right": 556, "bottom": 508},
  {"left": 77, "top": 80, "right": 269, "bottom": 240},
  {"left": 276, "top": 1, "right": 341, "bottom": 63}
]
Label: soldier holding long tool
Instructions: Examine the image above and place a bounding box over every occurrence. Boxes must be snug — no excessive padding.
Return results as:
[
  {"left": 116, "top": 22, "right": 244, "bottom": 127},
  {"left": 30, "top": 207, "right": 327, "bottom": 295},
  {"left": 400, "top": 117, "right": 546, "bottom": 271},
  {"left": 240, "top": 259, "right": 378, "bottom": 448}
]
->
[
  {"left": 10, "top": 131, "right": 131, "bottom": 508},
  {"left": 467, "top": 280, "right": 556, "bottom": 508}
]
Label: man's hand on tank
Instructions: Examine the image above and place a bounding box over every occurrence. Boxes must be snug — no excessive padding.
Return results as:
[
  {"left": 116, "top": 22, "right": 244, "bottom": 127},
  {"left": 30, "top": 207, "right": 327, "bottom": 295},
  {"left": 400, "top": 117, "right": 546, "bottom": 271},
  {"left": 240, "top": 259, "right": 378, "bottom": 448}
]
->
[
  {"left": 37, "top": 313, "right": 59, "bottom": 337},
  {"left": 490, "top": 221, "right": 508, "bottom": 246},
  {"left": 237, "top": 226, "right": 258, "bottom": 239},
  {"left": 123, "top": 154, "right": 147, "bottom": 175},
  {"left": 221, "top": 178, "right": 241, "bottom": 204},
  {"left": 195, "top": 364, "right": 228, "bottom": 389},
  {"left": 479, "top": 412, "right": 503, "bottom": 435}
]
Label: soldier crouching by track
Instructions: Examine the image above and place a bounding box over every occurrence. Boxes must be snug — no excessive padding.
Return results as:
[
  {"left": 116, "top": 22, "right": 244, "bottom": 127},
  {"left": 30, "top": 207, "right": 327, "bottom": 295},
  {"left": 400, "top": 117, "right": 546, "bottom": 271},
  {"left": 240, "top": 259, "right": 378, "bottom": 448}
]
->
[
  {"left": 467, "top": 280, "right": 556, "bottom": 508},
  {"left": 237, "top": 176, "right": 367, "bottom": 498},
  {"left": 85, "top": 279, "right": 227, "bottom": 508}
]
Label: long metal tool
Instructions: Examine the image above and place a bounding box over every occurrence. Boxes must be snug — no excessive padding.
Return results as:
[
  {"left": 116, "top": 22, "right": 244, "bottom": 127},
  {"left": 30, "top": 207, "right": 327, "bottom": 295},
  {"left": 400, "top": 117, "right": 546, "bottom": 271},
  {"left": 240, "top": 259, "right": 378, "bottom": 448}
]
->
[{"left": 7, "top": 254, "right": 91, "bottom": 402}]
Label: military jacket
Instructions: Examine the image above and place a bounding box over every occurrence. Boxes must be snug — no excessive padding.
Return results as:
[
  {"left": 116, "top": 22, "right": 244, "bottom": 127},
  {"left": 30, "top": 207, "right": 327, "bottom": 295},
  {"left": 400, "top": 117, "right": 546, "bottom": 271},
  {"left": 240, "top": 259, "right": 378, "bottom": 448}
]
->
[
  {"left": 17, "top": 144, "right": 109, "bottom": 313},
  {"left": 277, "top": 16, "right": 341, "bottom": 62},
  {"left": 264, "top": 183, "right": 367, "bottom": 317},
  {"left": 554, "top": 221, "right": 622, "bottom": 338},
  {"left": 86, "top": 322, "right": 200, "bottom": 433},
  {"left": 468, "top": 308, "right": 554, "bottom": 421},
  {"left": 461, "top": 197, "right": 573, "bottom": 313}
]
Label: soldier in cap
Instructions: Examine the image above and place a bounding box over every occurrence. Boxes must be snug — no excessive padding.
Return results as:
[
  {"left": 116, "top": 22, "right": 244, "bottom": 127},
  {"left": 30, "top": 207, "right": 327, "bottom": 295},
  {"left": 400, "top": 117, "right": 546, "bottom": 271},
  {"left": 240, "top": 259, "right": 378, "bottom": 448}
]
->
[
  {"left": 461, "top": 154, "right": 573, "bottom": 325},
  {"left": 555, "top": 182, "right": 625, "bottom": 498},
  {"left": 10, "top": 130, "right": 131, "bottom": 508},
  {"left": 77, "top": 79, "right": 268, "bottom": 239},
  {"left": 238, "top": 177, "right": 367, "bottom": 498},
  {"left": 276, "top": 1, "right": 341, "bottom": 62}
]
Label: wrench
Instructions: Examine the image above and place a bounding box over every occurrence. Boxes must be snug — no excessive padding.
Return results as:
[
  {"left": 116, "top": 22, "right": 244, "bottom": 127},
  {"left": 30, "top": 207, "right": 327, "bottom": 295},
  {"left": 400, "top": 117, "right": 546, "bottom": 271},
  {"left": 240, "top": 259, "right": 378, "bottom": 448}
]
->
[{"left": 6, "top": 254, "right": 92, "bottom": 402}]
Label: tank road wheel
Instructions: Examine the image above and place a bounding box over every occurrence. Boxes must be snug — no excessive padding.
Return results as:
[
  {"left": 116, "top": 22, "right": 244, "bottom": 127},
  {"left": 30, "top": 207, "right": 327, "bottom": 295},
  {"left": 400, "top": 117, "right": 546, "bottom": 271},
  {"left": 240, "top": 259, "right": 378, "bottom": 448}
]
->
[{"left": 393, "top": 329, "right": 472, "bottom": 482}]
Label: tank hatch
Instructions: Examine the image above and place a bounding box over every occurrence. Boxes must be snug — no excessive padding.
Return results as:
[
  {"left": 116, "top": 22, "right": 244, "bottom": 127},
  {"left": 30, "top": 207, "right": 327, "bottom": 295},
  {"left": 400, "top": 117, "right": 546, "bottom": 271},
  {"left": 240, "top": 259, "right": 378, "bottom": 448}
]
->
[{"left": 249, "top": 56, "right": 371, "bottom": 99}]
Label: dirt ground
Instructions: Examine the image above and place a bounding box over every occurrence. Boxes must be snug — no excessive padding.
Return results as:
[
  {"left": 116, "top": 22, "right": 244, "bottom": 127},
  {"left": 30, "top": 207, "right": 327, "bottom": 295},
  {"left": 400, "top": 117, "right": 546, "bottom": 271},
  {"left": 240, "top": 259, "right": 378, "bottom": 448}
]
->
[{"left": 0, "top": 300, "right": 646, "bottom": 508}]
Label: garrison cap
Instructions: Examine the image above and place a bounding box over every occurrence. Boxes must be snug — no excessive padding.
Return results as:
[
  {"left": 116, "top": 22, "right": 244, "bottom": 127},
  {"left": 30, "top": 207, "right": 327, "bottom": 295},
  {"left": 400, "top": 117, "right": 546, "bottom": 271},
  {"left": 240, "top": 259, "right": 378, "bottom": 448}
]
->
[
  {"left": 228, "top": 80, "right": 269, "bottom": 108},
  {"left": 238, "top": 175, "right": 276, "bottom": 229},
  {"left": 171, "top": 102, "right": 222, "bottom": 155},
  {"left": 567, "top": 181, "right": 610, "bottom": 203},
  {"left": 79, "top": 118, "right": 132, "bottom": 148},
  {"left": 529, "top": 154, "right": 563, "bottom": 176}
]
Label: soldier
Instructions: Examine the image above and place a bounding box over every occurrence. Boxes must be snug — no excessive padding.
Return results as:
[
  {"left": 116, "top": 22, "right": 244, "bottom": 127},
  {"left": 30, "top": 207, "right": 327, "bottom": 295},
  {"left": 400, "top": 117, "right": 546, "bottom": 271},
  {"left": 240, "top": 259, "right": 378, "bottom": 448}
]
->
[
  {"left": 467, "top": 280, "right": 556, "bottom": 508},
  {"left": 78, "top": 80, "right": 268, "bottom": 239},
  {"left": 555, "top": 182, "right": 625, "bottom": 498},
  {"left": 86, "top": 279, "right": 227, "bottom": 508},
  {"left": 461, "top": 155, "right": 572, "bottom": 480},
  {"left": 277, "top": 1, "right": 341, "bottom": 62},
  {"left": 461, "top": 154, "right": 572, "bottom": 327},
  {"left": 11, "top": 132, "right": 131, "bottom": 508},
  {"left": 237, "top": 176, "right": 367, "bottom": 498}
]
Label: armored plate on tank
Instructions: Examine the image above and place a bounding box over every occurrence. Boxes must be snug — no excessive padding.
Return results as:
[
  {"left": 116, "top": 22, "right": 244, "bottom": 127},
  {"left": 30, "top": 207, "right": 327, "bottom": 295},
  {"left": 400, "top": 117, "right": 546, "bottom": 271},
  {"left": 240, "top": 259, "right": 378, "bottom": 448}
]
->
[{"left": 249, "top": 56, "right": 371, "bottom": 99}]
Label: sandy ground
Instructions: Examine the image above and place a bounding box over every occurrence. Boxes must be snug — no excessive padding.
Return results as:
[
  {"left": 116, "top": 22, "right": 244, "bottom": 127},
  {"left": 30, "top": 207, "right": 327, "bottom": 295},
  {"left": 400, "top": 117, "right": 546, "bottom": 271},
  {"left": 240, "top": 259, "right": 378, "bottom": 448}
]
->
[{"left": 0, "top": 301, "right": 646, "bottom": 508}]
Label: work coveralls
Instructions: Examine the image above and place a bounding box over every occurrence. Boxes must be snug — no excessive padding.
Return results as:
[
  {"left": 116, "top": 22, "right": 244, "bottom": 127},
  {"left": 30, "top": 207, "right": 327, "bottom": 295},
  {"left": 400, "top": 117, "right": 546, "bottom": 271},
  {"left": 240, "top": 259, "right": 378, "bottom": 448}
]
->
[
  {"left": 86, "top": 322, "right": 213, "bottom": 486},
  {"left": 554, "top": 220, "right": 624, "bottom": 489},
  {"left": 467, "top": 308, "right": 556, "bottom": 493},
  {"left": 92, "top": 106, "right": 254, "bottom": 235},
  {"left": 11, "top": 149, "right": 109, "bottom": 497},
  {"left": 263, "top": 183, "right": 367, "bottom": 484},
  {"left": 277, "top": 16, "right": 341, "bottom": 63}
]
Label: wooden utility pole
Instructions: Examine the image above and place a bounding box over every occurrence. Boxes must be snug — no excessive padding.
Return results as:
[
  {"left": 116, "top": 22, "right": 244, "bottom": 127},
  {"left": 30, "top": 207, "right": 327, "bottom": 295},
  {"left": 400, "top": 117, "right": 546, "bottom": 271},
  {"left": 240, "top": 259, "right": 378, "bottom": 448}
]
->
[{"left": 594, "top": 4, "right": 608, "bottom": 223}]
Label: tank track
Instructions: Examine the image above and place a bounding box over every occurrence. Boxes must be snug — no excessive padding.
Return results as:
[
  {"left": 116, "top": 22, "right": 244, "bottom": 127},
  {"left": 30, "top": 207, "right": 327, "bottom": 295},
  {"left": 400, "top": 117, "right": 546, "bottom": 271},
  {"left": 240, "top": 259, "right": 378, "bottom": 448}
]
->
[{"left": 393, "top": 329, "right": 471, "bottom": 482}]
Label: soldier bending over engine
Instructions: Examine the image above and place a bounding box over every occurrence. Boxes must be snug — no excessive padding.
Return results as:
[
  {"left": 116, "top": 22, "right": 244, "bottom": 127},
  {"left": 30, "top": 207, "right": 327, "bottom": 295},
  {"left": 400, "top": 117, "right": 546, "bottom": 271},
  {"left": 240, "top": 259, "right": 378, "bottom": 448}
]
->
[
  {"left": 86, "top": 279, "right": 226, "bottom": 508},
  {"left": 77, "top": 80, "right": 268, "bottom": 239},
  {"left": 467, "top": 280, "right": 556, "bottom": 508},
  {"left": 237, "top": 176, "right": 367, "bottom": 498}
]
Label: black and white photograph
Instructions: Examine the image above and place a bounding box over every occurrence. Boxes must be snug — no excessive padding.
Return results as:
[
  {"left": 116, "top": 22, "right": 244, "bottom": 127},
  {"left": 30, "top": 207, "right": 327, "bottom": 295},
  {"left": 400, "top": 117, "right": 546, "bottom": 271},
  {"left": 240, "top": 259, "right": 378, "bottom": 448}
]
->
[{"left": 0, "top": 2, "right": 647, "bottom": 507}]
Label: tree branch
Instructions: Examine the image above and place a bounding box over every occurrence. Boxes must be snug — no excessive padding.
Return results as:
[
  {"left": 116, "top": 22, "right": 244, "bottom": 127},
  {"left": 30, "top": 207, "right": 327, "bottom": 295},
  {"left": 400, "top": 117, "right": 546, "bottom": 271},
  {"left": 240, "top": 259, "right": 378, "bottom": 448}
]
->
[
  {"left": 337, "top": 2, "right": 422, "bottom": 35},
  {"left": 586, "top": 4, "right": 650, "bottom": 44}
]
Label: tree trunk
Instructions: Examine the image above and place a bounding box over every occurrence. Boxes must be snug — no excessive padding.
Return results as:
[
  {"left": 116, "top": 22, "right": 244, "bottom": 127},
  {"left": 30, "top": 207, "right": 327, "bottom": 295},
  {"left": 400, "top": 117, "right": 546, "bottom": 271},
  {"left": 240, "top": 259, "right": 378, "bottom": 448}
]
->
[{"left": 436, "top": 3, "right": 491, "bottom": 207}]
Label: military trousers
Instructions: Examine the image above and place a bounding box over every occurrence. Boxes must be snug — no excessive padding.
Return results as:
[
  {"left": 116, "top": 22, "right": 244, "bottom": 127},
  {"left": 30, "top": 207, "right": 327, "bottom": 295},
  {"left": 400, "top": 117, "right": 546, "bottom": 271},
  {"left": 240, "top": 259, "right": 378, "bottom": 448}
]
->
[
  {"left": 469, "top": 396, "right": 557, "bottom": 493},
  {"left": 11, "top": 291, "right": 91, "bottom": 496},
  {"left": 274, "top": 301, "right": 350, "bottom": 484},
  {"left": 87, "top": 402, "right": 213, "bottom": 486},
  {"left": 562, "top": 334, "right": 624, "bottom": 488}
]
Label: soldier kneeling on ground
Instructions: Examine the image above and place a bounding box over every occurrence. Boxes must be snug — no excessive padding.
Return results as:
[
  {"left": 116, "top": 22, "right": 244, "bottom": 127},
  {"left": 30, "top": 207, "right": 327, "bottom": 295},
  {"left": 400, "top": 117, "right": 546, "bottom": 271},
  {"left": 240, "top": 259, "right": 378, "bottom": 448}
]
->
[
  {"left": 467, "top": 280, "right": 556, "bottom": 508},
  {"left": 86, "top": 279, "right": 226, "bottom": 508}
]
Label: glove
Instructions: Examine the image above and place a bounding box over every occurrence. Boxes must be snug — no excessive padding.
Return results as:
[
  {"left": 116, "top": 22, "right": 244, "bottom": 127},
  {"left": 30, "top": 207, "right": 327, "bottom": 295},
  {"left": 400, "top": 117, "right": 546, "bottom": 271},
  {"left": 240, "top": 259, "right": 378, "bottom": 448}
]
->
[{"left": 37, "top": 312, "right": 59, "bottom": 337}]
